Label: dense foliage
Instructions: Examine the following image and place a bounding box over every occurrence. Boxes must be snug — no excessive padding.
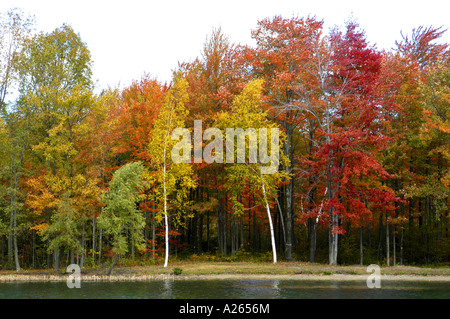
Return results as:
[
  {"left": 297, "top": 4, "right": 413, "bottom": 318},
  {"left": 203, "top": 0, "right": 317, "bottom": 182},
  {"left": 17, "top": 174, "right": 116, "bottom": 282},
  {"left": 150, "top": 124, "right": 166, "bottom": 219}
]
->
[{"left": 0, "top": 8, "right": 448, "bottom": 271}]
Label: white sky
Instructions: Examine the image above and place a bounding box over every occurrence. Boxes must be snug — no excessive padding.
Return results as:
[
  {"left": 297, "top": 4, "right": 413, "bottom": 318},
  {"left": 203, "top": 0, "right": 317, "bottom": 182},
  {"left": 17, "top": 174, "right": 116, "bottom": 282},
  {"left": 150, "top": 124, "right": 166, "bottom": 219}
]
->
[{"left": 1, "top": 0, "right": 449, "bottom": 94}]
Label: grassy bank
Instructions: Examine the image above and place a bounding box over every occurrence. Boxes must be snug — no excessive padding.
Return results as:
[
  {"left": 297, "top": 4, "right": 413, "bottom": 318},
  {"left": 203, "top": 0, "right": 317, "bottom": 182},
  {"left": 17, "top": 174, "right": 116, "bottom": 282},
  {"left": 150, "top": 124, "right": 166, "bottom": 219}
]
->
[{"left": 1, "top": 261, "right": 449, "bottom": 282}]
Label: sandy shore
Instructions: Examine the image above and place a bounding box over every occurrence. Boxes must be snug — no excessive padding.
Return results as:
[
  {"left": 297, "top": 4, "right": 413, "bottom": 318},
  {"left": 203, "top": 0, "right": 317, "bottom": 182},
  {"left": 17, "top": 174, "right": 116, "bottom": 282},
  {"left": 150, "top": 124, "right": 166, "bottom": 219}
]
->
[{"left": 1, "top": 273, "right": 449, "bottom": 282}]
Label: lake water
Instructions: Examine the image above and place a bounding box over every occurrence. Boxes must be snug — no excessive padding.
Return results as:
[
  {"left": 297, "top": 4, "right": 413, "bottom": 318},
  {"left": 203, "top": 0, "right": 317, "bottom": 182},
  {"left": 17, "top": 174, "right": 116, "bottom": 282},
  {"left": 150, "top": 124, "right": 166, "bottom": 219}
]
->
[{"left": 1, "top": 279, "right": 449, "bottom": 299}]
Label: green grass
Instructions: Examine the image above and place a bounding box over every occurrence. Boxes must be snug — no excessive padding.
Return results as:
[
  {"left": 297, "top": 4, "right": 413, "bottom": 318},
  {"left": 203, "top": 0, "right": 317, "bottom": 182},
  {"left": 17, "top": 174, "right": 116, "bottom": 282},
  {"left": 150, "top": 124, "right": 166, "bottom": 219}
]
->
[
  {"left": 112, "top": 261, "right": 450, "bottom": 277},
  {"left": 1, "top": 260, "right": 449, "bottom": 278},
  {"left": 172, "top": 267, "right": 183, "bottom": 276}
]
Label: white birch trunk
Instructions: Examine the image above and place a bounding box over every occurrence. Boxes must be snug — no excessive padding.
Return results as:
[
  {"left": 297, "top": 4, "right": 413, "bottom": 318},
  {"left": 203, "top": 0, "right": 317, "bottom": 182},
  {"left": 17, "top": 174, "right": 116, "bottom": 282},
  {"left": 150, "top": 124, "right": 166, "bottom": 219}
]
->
[
  {"left": 163, "top": 144, "right": 169, "bottom": 268},
  {"left": 261, "top": 175, "right": 277, "bottom": 264}
]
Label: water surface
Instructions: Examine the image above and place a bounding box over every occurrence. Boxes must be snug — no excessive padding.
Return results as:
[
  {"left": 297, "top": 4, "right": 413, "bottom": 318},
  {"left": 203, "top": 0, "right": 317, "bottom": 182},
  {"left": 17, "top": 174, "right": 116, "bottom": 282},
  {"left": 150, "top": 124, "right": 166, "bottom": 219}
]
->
[{"left": 1, "top": 279, "right": 449, "bottom": 299}]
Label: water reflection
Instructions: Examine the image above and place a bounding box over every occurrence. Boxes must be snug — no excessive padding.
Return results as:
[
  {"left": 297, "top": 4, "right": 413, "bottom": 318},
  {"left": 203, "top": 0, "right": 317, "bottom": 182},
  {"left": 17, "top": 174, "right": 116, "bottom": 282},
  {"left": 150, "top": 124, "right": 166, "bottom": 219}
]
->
[
  {"left": 1, "top": 279, "right": 448, "bottom": 299},
  {"left": 272, "top": 280, "right": 281, "bottom": 298},
  {"left": 229, "top": 280, "right": 282, "bottom": 299},
  {"left": 160, "top": 279, "right": 173, "bottom": 298}
]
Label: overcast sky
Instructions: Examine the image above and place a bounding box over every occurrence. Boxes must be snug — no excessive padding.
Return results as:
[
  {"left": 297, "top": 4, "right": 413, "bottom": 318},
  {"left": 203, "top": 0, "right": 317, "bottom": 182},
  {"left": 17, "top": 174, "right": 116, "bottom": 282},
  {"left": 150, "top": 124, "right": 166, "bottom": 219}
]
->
[{"left": 1, "top": 0, "right": 449, "bottom": 93}]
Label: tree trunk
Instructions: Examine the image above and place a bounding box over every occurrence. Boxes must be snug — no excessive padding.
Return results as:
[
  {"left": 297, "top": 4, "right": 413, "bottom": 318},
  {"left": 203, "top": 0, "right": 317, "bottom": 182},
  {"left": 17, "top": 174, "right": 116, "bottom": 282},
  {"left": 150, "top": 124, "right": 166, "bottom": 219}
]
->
[
  {"left": 13, "top": 218, "right": 20, "bottom": 272},
  {"left": 309, "top": 218, "right": 317, "bottom": 263},
  {"left": 216, "top": 184, "right": 225, "bottom": 256},
  {"left": 144, "top": 203, "right": 148, "bottom": 258},
  {"left": 400, "top": 227, "right": 404, "bottom": 266},
  {"left": 393, "top": 226, "right": 396, "bottom": 266},
  {"left": 328, "top": 182, "right": 339, "bottom": 266},
  {"left": 426, "top": 194, "right": 431, "bottom": 264},
  {"left": 240, "top": 214, "right": 244, "bottom": 250},
  {"left": 360, "top": 225, "right": 364, "bottom": 265},
  {"left": 386, "top": 214, "right": 390, "bottom": 266},
  {"left": 284, "top": 123, "right": 294, "bottom": 261},
  {"left": 329, "top": 210, "right": 338, "bottom": 266},
  {"left": 234, "top": 214, "right": 238, "bottom": 255},
  {"left": 80, "top": 225, "right": 85, "bottom": 270},
  {"left": 275, "top": 195, "right": 287, "bottom": 251},
  {"left": 151, "top": 194, "right": 156, "bottom": 261},
  {"left": 217, "top": 199, "right": 223, "bottom": 255},
  {"left": 131, "top": 234, "right": 135, "bottom": 259},
  {"left": 206, "top": 211, "right": 210, "bottom": 252},
  {"left": 163, "top": 142, "right": 170, "bottom": 268},
  {"left": 327, "top": 158, "right": 339, "bottom": 266},
  {"left": 32, "top": 229, "right": 36, "bottom": 268},
  {"left": 8, "top": 223, "right": 13, "bottom": 269},
  {"left": 308, "top": 129, "right": 317, "bottom": 263},
  {"left": 224, "top": 198, "right": 228, "bottom": 255},
  {"left": 46, "top": 239, "right": 50, "bottom": 269},
  {"left": 98, "top": 228, "right": 102, "bottom": 265},
  {"left": 1, "top": 237, "right": 5, "bottom": 269},
  {"left": 377, "top": 214, "right": 383, "bottom": 264},
  {"left": 107, "top": 253, "right": 118, "bottom": 275},
  {"left": 197, "top": 213, "right": 203, "bottom": 254},
  {"left": 10, "top": 168, "right": 20, "bottom": 272},
  {"left": 92, "top": 217, "right": 96, "bottom": 266},
  {"left": 261, "top": 177, "right": 277, "bottom": 264},
  {"left": 231, "top": 213, "right": 235, "bottom": 257},
  {"left": 53, "top": 246, "right": 59, "bottom": 271}
]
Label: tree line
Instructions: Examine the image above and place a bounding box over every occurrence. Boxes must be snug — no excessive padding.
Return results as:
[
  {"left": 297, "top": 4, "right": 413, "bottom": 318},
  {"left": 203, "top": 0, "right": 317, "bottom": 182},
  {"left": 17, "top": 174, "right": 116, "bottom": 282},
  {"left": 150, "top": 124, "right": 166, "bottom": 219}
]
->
[{"left": 0, "top": 8, "right": 448, "bottom": 272}]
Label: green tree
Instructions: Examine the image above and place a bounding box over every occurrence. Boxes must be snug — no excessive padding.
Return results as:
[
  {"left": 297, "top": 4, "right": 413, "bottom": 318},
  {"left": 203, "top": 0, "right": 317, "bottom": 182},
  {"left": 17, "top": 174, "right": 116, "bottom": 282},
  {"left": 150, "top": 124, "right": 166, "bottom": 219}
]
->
[
  {"left": 98, "top": 161, "right": 147, "bottom": 275},
  {"left": 16, "top": 23, "right": 94, "bottom": 270},
  {"left": 40, "top": 192, "right": 83, "bottom": 265},
  {"left": 0, "top": 7, "right": 34, "bottom": 272},
  {"left": 0, "top": 110, "right": 29, "bottom": 272}
]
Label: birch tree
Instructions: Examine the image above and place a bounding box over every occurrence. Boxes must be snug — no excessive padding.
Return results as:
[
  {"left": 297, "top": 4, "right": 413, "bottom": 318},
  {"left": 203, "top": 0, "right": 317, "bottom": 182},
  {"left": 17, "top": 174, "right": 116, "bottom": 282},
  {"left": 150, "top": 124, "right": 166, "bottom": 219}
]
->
[
  {"left": 148, "top": 76, "right": 195, "bottom": 268},
  {"left": 215, "top": 79, "right": 288, "bottom": 263}
]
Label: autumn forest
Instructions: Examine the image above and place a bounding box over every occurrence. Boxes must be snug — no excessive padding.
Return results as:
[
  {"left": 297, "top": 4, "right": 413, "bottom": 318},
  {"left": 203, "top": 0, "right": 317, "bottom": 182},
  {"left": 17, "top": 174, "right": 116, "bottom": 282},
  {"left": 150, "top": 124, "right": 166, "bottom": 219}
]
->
[{"left": 0, "top": 8, "right": 449, "bottom": 273}]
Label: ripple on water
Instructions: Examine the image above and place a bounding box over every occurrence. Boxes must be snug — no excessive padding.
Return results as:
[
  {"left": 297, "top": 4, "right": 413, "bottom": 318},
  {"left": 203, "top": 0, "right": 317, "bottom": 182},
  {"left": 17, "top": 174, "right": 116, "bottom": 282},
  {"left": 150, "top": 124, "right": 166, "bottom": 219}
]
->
[{"left": 0, "top": 279, "right": 448, "bottom": 299}]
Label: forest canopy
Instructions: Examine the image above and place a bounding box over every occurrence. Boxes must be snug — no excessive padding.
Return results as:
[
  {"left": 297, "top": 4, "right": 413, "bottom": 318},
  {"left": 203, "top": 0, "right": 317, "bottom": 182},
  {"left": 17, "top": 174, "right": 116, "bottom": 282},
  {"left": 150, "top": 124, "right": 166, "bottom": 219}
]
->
[{"left": 0, "top": 8, "right": 448, "bottom": 272}]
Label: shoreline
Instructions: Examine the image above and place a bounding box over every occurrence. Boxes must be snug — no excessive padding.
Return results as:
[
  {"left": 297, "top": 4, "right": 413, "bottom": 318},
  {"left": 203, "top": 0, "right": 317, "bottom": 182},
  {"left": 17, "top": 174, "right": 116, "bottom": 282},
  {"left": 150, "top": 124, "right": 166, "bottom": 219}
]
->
[
  {"left": 1, "top": 273, "right": 450, "bottom": 282},
  {"left": 1, "top": 262, "right": 449, "bottom": 282}
]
